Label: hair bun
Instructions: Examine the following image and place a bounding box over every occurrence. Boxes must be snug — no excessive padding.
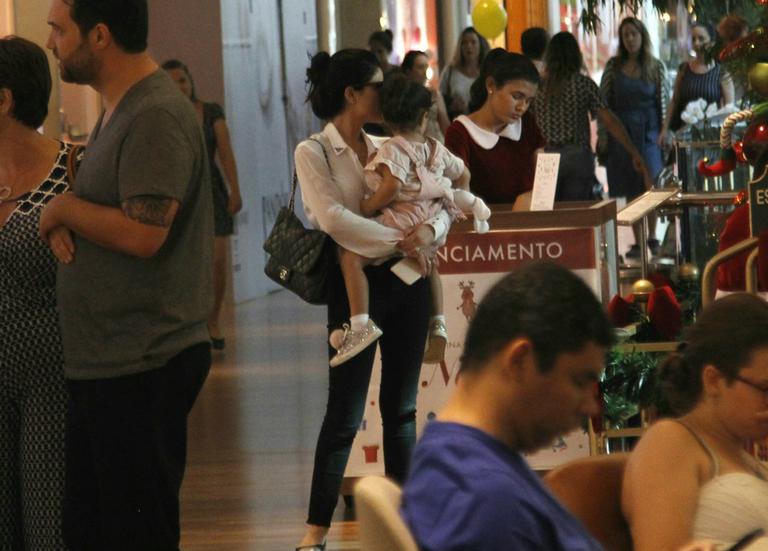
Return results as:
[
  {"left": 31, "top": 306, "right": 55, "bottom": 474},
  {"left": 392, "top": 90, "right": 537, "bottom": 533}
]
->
[
  {"left": 307, "top": 51, "right": 331, "bottom": 86},
  {"left": 657, "top": 352, "right": 698, "bottom": 416}
]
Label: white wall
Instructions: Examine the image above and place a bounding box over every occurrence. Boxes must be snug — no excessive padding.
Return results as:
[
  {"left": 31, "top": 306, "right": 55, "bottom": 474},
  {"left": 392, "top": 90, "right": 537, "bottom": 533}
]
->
[
  {"left": 221, "top": 0, "right": 319, "bottom": 302},
  {"left": 147, "top": 0, "right": 225, "bottom": 105},
  {"left": 12, "top": 0, "right": 61, "bottom": 138}
]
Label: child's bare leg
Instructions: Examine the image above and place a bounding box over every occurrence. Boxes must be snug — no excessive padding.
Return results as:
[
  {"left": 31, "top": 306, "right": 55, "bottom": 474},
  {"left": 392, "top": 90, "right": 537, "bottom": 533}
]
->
[
  {"left": 330, "top": 247, "right": 383, "bottom": 367},
  {"left": 338, "top": 247, "right": 373, "bottom": 329},
  {"left": 424, "top": 265, "right": 447, "bottom": 364},
  {"left": 429, "top": 265, "right": 443, "bottom": 317}
]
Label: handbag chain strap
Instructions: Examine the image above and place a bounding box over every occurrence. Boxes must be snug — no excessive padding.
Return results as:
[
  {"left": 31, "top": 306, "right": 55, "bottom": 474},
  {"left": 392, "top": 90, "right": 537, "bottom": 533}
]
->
[{"left": 290, "top": 136, "right": 331, "bottom": 212}]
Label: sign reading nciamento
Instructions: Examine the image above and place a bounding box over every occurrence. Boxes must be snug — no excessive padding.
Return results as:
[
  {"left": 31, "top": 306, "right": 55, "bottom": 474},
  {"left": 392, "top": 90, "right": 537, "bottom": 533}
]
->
[{"left": 437, "top": 228, "right": 596, "bottom": 275}]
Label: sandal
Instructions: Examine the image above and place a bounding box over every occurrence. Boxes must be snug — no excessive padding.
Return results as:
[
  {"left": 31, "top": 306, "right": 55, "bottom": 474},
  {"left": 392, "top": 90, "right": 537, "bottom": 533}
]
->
[{"left": 295, "top": 544, "right": 326, "bottom": 551}]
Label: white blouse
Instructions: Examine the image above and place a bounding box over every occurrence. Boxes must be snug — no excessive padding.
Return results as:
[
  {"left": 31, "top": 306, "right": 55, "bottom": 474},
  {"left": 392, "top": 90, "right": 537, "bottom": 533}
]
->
[{"left": 294, "top": 122, "right": 450, "bottom": 259}]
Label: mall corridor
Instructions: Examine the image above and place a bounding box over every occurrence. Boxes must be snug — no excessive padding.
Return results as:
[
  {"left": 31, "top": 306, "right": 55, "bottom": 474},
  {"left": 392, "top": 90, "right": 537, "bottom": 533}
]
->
[{"left": 180, "top": 291, "right": 360, "bottom": 550}]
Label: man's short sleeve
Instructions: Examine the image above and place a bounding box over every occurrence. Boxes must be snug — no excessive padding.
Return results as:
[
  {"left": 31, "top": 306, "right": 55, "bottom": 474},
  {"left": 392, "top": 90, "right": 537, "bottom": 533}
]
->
[
  {"left": 118, "top": 107, "right": 195, "bottom": 201},
  {"left": 408, "top": 474, "right": 547, "bottom": 550}
]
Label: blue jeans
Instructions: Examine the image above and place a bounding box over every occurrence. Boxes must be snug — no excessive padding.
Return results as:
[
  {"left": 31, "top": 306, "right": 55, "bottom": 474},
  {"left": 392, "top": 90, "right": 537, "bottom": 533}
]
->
[{"left": 307, "top": 260, "right": 431, "bottom": 526}]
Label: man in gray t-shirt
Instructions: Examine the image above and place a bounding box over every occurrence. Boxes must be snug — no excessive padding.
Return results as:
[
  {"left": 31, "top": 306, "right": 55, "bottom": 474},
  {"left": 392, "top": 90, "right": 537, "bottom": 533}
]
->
[{"left": 41, "top": 1, "right": 212, "bottom": 548}]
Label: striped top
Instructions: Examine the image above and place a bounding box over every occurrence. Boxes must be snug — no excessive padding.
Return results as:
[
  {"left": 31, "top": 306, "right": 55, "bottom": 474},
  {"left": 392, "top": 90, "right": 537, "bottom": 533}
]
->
[{"left": 669, "top": 62, "right": 724, "bottom": 131}]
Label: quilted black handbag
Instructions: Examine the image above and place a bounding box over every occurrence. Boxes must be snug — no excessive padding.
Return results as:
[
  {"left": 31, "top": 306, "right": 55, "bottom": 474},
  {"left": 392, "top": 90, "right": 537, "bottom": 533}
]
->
[{"left": 263, "top": 138, "right": 331, "bottom": 305}]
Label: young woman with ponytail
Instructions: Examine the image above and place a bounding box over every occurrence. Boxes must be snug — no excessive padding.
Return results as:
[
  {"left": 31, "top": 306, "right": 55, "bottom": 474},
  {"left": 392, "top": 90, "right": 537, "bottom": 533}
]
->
[
  {"left": 623, "top": 293, "right": 768, "bottom": 551},
  {"left": 444, "top": 48, "right": 544, "bottom": 207}
]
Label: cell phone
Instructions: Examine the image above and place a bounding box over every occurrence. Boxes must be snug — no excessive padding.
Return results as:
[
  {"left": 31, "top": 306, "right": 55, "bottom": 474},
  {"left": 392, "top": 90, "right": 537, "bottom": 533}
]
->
[
  {"left": 390, "top": 257, "right": 422, "bottom": 285},
  {"left": 726, "top": 529, "right": 766, "bottom": 551}
]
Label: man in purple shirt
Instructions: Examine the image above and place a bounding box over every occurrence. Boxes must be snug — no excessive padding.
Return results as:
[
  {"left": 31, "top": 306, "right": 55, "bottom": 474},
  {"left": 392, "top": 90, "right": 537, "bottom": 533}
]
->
[{"left": 401, "top": 262, "right": 614, "bottom": 551}]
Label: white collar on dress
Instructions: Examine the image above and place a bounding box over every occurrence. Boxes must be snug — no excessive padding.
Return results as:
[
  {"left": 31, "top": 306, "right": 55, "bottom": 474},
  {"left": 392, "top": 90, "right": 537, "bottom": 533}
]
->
[
  {"left": 323, "top": 121, "right": 378, "bottom": 156},
  {"left": 455, "top": 115, "right": 522, "bottom": 149}
]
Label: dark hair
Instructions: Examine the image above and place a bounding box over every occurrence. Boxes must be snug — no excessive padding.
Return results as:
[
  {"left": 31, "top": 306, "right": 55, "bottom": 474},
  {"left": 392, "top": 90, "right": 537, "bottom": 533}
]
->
[
  {"left": 521, "top": 27, "right": 549, "bottom": 60},
  {"left": 0, "top": 36, "right": 51, "bottom": 129},
  {"left": 379, "top": 73, "right": 432, "bottom": 132},
  {"left": 617, "top": 17, "right": 656, "bottom": 82},
  {"left": 468, "top": 48, "right": 539, "bottom": 113},
  {"left": 691, "top": 21, "right": 717, "bottom": 64},
  {"left": 461, "top": 262, "right": 614, "bottom": 374},
  {"left": 659, "top": 293, "right": 768, "bottom": 416},
  {"left": 717, "top": 15, "right": 749, "bottom": 45},
  {"left": 401, "top": 50, "right": 427, "bottom": 75},
  {"left": 64, "top": 0, "right": 148, "bottom": 53},
  {"left": 450, "top": 27, "right": 490, "bottom": 69},
  {"left": 160, "top": 58, "right": 197, "bottom": 100},
  {"left": 368, "top": 30, "right": 393, "bottom": 53},
  {"left": 542, "top": 32, "right": 584, "bottom": 97},
  {"left": 306, "top": 49, "right": 380, "bottom": 120}
]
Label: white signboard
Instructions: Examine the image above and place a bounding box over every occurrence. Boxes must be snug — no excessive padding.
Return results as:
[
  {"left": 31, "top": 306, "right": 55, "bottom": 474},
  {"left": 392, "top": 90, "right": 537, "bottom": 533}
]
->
[
  {"left": 530, "top": 153, "right": 561, "bottom": 211},
  {"left": 345, "top": 227, "right": 604, "bottom": 478}
]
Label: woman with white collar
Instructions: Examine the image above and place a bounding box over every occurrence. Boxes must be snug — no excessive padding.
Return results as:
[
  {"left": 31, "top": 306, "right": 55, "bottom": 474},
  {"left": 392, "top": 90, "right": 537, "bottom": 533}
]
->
[{"left": 444, "top": 49, "right": 544, "bottom": 207}]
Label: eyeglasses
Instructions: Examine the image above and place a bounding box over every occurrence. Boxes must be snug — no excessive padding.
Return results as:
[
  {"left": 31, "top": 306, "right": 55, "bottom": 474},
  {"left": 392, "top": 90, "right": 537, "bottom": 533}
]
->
[
  {"left": 362, "top": 81, "right": 383, "bottom": 90},
  {"left": 734, "top": 374, "right": 768, "bottom": 400}
]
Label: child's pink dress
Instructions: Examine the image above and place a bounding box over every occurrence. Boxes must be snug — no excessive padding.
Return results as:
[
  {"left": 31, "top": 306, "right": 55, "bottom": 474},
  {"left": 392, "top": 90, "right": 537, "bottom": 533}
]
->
[{"left": 364, "top": 136, "right": 465, "bottom": 231}]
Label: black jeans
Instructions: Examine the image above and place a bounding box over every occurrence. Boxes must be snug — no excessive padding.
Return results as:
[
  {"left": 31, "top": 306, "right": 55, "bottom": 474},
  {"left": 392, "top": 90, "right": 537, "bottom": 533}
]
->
[
  {"left": 63, "top": 342, "right": 211, "bottom": 551},
  {"left": 547, "top": 144, "right": 601, "bottom": 201},
  {"left": 307, "top": 260, "right": 431, "bottom": 526}
]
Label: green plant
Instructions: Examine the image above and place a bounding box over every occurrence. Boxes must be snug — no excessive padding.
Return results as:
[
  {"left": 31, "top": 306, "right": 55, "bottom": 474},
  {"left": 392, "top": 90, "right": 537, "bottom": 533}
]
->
[
  {"left": 579, "top": 0, "right": 762, "bottom": 34},
  {"left": 601, "top": 350, "right": 662, "bottom": 427}
]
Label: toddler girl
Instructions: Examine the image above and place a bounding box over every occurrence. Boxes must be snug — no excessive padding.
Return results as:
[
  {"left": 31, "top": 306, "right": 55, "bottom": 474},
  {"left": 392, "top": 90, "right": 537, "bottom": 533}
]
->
[{"left": 330, "top": 74, "right": 490, "bottom": 367}]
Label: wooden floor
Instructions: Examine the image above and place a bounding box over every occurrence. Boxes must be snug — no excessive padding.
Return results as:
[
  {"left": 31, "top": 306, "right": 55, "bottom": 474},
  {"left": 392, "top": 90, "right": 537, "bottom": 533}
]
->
[{"left": 180, "top": 290, "right": 360, "bottom": 550}]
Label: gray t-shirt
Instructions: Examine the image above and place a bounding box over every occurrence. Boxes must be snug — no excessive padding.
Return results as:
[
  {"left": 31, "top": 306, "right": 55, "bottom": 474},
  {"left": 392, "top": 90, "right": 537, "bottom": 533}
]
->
[{"left": 57, "top": 70, "right": 213, "bottom": 380}]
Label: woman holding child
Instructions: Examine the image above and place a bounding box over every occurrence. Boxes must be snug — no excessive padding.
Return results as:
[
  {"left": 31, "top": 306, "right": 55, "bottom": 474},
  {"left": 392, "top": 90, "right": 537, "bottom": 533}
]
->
[{"left": 292, "top": 49, "right": 455, "bottom": 551}]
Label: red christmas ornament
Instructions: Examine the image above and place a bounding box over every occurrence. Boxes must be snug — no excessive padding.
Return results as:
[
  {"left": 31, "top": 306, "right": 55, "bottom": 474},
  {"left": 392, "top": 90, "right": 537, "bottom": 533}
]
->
[
  {"left": 720, "top": 28, "right": 768, "bottom": 61},
  {"left": 698, "top": 155, "right": 736, "bottom": 177},
  {"left": 758, "top": 0, "right": 768, "bottom": 5},
  {"left": 742, "top": 119, "right": 768, "bottom": 164},
  {"left": 733, "top": 140, "right": 747, "bottom": 162}
]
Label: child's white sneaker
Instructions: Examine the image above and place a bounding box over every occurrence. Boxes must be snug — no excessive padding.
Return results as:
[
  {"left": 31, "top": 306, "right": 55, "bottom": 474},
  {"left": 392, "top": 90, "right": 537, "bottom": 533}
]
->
[
  {"left": 423, "top": 318, "right": 448, "bottom": 364},
  {"left": 329, "top": 320, "right": 383, "bottom": 367}
]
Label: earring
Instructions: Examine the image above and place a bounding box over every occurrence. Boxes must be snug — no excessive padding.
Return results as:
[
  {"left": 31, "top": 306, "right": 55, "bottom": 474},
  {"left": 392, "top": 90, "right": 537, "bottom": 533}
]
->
[{"left": 488, "top": 89, "right": 493, "bottom": 95}]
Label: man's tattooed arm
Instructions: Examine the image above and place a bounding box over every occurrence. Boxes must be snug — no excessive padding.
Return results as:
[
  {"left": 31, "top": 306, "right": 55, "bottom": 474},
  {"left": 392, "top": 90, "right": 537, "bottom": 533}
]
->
[{"left": 121, "top": 195, "right": 178, "bottom": 227}]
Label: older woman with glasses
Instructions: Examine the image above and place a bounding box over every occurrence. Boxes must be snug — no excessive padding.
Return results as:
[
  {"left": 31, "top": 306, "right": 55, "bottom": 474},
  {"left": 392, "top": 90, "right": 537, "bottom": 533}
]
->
[{"left": 623, "top": 293, "right": 768, "bottom": 551}]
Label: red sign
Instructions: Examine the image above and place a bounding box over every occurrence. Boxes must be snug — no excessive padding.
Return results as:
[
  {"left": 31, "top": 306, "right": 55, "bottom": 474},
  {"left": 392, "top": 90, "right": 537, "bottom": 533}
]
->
[{"left": 437, "top": 228, "right": 596, "bottom": 275}]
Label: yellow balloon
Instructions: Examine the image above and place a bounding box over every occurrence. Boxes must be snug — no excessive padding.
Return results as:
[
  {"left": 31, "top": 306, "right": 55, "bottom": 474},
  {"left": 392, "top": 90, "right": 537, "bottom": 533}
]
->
[{"left": 472, "top": 1, "right": 508, "bottom": 40}]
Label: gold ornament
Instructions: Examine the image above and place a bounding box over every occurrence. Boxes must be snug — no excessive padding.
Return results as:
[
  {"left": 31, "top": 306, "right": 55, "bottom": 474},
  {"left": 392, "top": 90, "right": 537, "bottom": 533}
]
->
[
  {"left": 631, "top": 279, "right": 655, "bottom": 297},
  {"left": 749, "top": 62, "right": 768, "bottom": 97},
  {"left": 677, "top": 263, "right": 700, "bottom": 281}
]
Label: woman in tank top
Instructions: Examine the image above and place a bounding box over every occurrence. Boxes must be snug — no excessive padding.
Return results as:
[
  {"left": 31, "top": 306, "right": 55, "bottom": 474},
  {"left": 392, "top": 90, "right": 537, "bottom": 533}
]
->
[
  {"left": 661, "top": 22, "right": 734, "bottom": 142},
  {"left": 623, "top": 294, "right": 768, "bottom": 551}
]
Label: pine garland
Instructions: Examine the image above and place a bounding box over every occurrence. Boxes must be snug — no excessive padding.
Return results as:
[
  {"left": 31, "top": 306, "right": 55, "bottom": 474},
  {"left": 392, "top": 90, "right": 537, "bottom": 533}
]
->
[{"left": 580, "top": 0, "right": 761, "bottom": 34}]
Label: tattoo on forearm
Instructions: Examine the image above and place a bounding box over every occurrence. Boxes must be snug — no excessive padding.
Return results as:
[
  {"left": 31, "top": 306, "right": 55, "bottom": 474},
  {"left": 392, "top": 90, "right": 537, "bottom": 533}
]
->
[{"left": 122, "top": 196, "right": 174, "bottom": 227}]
